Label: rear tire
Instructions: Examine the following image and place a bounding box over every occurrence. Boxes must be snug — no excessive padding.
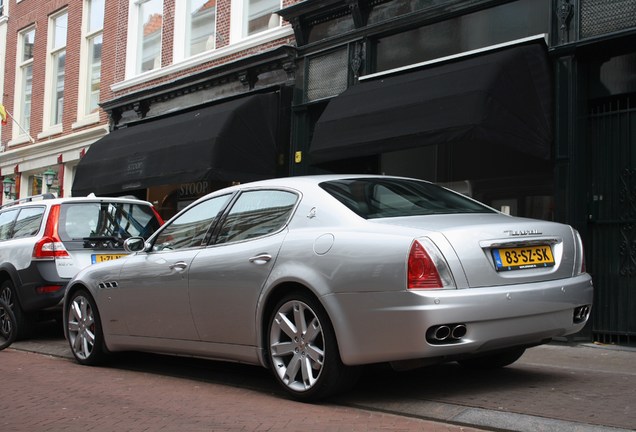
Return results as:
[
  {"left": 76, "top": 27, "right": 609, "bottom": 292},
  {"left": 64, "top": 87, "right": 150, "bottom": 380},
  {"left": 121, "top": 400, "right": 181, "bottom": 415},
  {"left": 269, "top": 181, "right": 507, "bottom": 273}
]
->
[
  {"left": 66, "top": 289, "right": 107, "bottom": 365},
  {"left": 267, "top": 292, "right": 359, "bottom": 401},
  {"left": 0, "top": 281, "right": 32, "bottom": 340},
  {"left": 458, "top": 347, "right": 526, "bottom": 369},
  {"left": 0, "top": 298, "right": 17, "bottom": 350}
]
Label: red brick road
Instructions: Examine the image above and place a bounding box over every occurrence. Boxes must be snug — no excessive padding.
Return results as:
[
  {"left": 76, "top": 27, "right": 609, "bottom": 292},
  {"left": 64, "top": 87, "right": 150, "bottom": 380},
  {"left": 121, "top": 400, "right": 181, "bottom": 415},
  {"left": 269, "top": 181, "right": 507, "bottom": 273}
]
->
[{"left": 0, "top": 349, "right": 486, "bottom": 432}]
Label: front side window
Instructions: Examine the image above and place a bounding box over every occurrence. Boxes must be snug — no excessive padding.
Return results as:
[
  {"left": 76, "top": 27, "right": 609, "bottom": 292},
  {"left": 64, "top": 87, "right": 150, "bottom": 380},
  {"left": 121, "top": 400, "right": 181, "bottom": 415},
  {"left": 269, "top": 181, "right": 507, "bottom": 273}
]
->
[
  {"left": 16, "top": 27, "right": 35, "bottom": 135},
  {"left": 82, "top": 0, "right": 104, "bottom": 116},
  {"left": 153, "top": 194, "right": 231, "bottom": 251},
  {"left": 245, "top": 0, "right": 280, "bottom": 36},
  {"left": 138, "top": 0, "right": 163, "bottom": 73},
  {"left": 48, "top": 11, "right": 68, "bottom": 126},
  {"left": 215, "top": 190, "right": 297, "bottom": 244},
  {"left": 188, "top": 0, "right": 216, "bottom": 56}
]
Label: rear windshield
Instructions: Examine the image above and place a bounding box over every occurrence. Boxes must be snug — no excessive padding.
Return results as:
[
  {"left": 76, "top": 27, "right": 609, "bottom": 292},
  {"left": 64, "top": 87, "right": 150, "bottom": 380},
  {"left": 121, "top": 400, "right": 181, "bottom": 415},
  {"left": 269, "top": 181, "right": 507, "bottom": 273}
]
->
[
  {"left": 320, "top": 178, "right": 495, "bottom": 219},
  {"left": 58, "top": 202, "right": 161, "bottom": 241}
]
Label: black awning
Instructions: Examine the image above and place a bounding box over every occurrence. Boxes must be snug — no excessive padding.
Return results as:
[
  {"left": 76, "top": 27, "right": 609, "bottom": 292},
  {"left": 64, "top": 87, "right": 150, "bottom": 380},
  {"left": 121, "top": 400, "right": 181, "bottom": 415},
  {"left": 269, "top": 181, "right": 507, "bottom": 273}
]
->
[
  {"left": 72, "top": 93, "right": 279, "bottom": 196},
  {"left": 310, "top": 41, "right": 552, "bottom": 163}
]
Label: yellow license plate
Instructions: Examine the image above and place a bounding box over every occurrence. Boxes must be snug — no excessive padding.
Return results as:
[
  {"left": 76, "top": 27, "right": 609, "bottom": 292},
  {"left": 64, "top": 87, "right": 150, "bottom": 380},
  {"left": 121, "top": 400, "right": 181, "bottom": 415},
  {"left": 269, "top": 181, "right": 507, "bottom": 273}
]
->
[
  {"left": 91, "top": 254, "right": 127, "bottom": 264},
  {"left": 492, "top": 246, "right": 555, "bottom": 271}
]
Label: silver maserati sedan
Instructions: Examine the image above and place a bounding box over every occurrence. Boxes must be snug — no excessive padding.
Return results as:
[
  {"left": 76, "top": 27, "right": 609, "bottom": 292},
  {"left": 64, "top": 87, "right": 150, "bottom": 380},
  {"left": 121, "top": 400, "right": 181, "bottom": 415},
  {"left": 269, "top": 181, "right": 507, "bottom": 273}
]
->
[{"left": 63, "top": 175, "right": 593, "bottom": 401}]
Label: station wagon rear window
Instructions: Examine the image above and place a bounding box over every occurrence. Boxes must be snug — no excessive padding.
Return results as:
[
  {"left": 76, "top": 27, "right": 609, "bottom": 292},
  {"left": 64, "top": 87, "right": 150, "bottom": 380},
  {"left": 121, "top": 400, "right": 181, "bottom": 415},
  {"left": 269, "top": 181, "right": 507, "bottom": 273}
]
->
[
  {"left": 58, "top": 202, "right": 161, "bottom": 241},
  {"left": 320, "top": 178, "right": 495, "bottom": 219}
]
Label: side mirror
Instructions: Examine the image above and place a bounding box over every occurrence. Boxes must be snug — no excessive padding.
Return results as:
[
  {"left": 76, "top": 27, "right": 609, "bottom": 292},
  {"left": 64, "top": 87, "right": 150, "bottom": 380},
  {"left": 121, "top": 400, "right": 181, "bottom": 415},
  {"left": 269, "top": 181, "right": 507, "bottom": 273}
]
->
[{"left": 124, "top": 236, "right": 148, "bottom": 253}]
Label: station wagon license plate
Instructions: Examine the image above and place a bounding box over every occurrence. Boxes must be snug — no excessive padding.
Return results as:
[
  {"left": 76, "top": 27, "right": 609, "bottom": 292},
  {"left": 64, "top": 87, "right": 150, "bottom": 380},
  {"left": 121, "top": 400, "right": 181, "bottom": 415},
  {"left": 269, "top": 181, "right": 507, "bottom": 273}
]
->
[
  {"left": 492, "top": 246, "right": 555, "bottom": 271},
  {"left": 91, "top": 254, "right": 127, "bottom": 264}
]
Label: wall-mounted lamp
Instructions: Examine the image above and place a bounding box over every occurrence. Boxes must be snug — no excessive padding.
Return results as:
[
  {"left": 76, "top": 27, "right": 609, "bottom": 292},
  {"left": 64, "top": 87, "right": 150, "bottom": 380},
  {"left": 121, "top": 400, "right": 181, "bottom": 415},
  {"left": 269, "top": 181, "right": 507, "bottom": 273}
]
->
[
  {"left": 3, "top": 177, "right": 15, "bottom": 199},
  {"left": 42, "top": 168, "right": 57, "bottom": 192}
]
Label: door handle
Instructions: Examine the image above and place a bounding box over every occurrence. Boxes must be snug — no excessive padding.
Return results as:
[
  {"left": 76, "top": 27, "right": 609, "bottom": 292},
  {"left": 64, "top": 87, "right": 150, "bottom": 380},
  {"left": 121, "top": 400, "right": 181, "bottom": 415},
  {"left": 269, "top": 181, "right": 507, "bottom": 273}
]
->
[
  {"left": 249, "top": 254, "right": 272, "bottom": 265},
  {"left": 169, "top": 261, "right": 188, "bottom": 271}
]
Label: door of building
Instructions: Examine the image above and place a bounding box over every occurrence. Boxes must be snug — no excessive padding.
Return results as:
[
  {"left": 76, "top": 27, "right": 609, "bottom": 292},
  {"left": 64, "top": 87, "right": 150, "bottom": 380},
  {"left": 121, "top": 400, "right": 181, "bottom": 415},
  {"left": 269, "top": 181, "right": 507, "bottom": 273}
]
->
[{"left": 587, "top": 94, "right": 636, "bottom": 345}]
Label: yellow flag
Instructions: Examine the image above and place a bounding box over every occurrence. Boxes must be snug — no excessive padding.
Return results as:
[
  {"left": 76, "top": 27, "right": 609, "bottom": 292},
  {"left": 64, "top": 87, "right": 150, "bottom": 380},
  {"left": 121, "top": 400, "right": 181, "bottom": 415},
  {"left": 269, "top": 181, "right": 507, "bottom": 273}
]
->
[{"left": 0, "top": 103, "right": 7, "bottom": 125}]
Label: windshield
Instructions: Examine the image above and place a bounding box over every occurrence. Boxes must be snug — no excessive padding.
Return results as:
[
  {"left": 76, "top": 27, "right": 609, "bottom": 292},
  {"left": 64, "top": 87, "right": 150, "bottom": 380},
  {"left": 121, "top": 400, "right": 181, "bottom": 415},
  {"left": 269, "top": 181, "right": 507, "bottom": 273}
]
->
[
  {"left": 320, "top": 178, "right": 495, "bottom": 219},
  {"left": 58, "top": 202, "right": 162, "bottom": 241}
]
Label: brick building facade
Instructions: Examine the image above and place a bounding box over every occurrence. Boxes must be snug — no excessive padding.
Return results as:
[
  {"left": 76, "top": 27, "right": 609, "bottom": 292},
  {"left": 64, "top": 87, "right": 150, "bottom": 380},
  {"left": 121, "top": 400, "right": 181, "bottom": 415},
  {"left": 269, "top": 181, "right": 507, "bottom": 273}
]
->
[{"left": 0, "top": 0, "right": 298, "bottom": 219}]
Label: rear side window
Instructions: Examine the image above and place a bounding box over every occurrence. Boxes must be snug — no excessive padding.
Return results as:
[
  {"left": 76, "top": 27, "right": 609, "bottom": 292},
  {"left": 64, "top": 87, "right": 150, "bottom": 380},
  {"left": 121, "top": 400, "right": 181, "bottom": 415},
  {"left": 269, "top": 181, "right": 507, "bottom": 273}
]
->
[
  {"left": 0, "top": 209, "right": 19, "bottom": 241},
  {"left": 320, "top": 178, "right": 494, "bottom": 219},
  {"left": 58, "top": 202, "right": 161, "bottom": 241},
  {"left": 215, "top": 190, "right": 297, "bottom": 244},
  {"left": 12, "top": 207, "right": 45, "bottom": 239}
]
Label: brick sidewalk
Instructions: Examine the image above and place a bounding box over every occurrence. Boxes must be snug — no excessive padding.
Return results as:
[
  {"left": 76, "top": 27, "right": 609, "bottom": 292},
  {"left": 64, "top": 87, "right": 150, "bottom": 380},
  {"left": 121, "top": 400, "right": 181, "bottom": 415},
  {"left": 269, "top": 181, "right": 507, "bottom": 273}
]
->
[{"left": 0, "top": 349, "right": 486, "bottom": 432}]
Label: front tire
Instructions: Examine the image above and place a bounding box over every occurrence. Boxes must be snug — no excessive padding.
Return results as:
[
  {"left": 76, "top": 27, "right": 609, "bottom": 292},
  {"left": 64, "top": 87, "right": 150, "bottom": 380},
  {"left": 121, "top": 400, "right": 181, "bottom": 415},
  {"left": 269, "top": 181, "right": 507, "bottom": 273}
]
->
[
  {"left": 66, "top": 289, "right": 107, "bottom": 365},
  {"left": 267, "top": 292, "right": 358, "bottom": 401}
]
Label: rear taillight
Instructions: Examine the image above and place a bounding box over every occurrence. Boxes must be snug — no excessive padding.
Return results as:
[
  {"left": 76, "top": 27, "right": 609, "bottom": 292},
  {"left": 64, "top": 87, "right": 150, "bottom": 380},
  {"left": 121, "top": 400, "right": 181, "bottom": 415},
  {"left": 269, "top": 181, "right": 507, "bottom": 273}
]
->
[
  {"left": 574, "top": 229, "right": 586, "bottom": 275},
  {"left": 408, "top": 241, "right": 442, "bottom": 289},
  {"left": 33, "top": 205, "right": 69, "bottom": 260},
  {"left": 408, "top": 239, "right": 455, "bottom": 289}
]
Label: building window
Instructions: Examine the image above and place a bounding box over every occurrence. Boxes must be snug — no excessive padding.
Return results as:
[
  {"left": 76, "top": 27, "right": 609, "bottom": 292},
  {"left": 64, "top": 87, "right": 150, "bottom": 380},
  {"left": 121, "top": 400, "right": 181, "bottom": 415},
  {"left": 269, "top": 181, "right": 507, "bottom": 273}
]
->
[
  {"left": 174, "top": 0, "right": 216, "bottom": 62},
  {"left": 0, "top": 0, "right": 5, "bottom": 16},
  {"left": 47, "top": 10, "right": 68, "bottom": 126},
  {"left": 230, "top": 0, "right": 280, "bottom": 42},
  {"left": 306, "top": 48, "right": 349, "bottom": 102},
  {"left": 373, "top": 0, "right": 550, "bottom": 73},
  {"left": 137, "top": 0, "right": 163, "bottom": 73},
  {"left": 188, "top": 0, "right": 216, "bottom": 56},
  {"left": 83, "top": 0, "right": 104, "bottom": 116},
  {"left": 246, "top": 0, "right": 280, "bottom": 36},
  {"left": 16, "top": 27, "right": 35, "bottom": 137}
]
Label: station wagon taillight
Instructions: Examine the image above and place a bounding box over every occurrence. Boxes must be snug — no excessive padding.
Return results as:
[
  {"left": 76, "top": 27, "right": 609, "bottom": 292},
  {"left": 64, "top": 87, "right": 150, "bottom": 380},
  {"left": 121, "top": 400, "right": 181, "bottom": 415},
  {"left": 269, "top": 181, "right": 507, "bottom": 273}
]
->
[{"left": 33, "top": 204, "right": 69, "bottom": 260}]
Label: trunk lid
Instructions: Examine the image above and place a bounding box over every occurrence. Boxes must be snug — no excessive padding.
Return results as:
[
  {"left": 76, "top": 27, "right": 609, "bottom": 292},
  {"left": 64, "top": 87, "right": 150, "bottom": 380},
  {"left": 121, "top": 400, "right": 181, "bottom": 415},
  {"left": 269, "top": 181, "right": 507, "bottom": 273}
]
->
[{"left": 375, "top": 213, "right": 577, "bottom": 288}]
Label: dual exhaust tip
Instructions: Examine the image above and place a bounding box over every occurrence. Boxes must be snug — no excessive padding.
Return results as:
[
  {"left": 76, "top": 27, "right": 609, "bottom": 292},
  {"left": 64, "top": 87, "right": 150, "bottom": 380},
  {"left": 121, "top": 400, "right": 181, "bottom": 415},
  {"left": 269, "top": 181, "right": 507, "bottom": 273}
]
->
[
  {"left": 427, "top": 323, "right": 467, "bottom": 344},
  {"left": 574, "top": 305, "right": 591, "bottom": 324}
]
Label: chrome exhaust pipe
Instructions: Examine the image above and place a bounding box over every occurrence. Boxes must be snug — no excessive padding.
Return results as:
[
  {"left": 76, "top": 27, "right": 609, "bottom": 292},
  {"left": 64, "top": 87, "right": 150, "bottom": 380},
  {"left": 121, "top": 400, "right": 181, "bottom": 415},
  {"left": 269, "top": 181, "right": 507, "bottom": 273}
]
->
[
  {"left": 433, "top": 325, "right": 451, "bottom": 341},
  {"left": 574, "top": 305, "right": 591, "bottom": 323},
  {"left": 451, "top": 324, "right": 467, "bottom": 340}
]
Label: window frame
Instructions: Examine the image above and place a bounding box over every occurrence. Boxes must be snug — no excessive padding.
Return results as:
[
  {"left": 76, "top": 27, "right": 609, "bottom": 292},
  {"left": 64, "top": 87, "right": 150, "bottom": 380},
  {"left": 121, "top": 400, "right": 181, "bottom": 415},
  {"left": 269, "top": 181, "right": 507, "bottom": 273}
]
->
[
  {"left": 74, "top": 0, "right": 104, "bottom": 128},
  {"left": 173, "top": 0, "right": 217, "bottom": 63},
  {"left": 229, "top": 0, "right": 282, "bottom": 43},
  {"left": 126, "top": 0, "right": 164, "bottom": 78},
  {"left": 12, "top": 26, "right": 35, "bottom": 144},
  {"left": 41, "top": 9, "right": 68, "bottom": 136}
]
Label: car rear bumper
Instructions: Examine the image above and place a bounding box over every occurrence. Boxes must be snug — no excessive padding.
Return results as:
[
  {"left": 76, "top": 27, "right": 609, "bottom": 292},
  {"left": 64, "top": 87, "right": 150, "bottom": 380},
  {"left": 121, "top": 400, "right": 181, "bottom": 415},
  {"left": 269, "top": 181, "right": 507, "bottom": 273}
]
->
[
  {"left": 16, "top": 261, "right": 68, "bottom": 312},
  {"left": 324, "top": 274, "right": 594, "bottom": 366}
]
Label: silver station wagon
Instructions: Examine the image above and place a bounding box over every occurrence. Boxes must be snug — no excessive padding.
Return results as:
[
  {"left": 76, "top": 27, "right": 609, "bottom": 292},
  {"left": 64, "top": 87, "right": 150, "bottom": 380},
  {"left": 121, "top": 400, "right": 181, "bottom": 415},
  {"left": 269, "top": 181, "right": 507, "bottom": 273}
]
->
[{"left": 63, "top": 175, "right": 593, "bottom": 401}]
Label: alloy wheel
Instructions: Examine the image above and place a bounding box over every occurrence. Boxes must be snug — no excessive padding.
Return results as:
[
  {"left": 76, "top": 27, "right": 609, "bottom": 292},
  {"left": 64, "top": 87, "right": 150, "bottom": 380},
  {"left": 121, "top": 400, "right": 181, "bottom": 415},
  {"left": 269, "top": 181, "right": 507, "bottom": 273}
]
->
[
  {"left": 0, "top": 286, "right": 13, "bottom": 309},
  {"left": 269, "top": 299, "right": 325, "bottom": 392},
  {"left": 67, "top": 294, "right": 97, "bottom": 360}
]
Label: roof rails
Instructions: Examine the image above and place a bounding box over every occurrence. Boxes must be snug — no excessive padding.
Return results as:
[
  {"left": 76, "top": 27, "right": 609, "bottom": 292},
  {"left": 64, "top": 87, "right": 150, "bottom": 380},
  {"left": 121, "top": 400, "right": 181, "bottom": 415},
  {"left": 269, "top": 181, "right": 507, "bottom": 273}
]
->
[{"left": 0, "top": 193, "right": 57, "bottom": 209}]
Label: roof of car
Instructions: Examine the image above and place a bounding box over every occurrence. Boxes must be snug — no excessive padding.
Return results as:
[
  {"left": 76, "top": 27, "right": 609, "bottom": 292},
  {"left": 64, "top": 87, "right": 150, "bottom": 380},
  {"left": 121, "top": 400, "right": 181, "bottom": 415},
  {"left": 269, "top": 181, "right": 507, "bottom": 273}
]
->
[{"left": 1, "top": 193, "right": 153, "bottom": 210}]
